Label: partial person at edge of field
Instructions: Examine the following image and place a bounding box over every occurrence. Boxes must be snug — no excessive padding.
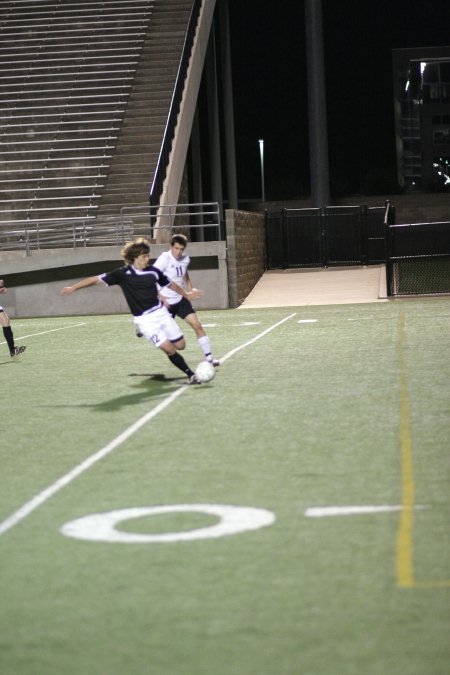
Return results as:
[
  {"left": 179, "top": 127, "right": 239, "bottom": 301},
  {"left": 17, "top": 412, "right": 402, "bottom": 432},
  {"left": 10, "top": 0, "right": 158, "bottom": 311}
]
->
[
  {"left": 0, "top": 279, "right": 26, "bottom": 358},
  {"left": 150, "top": 233, "right": 219, "bottom": 367},
  {"left": 60, "top": 238, "right": 205, "bottom": 384}
]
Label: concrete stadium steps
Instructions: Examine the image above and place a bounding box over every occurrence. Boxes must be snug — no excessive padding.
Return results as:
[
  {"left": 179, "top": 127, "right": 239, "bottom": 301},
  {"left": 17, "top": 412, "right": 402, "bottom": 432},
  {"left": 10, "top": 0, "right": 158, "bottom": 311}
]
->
[
  {"left": 0, "top": 0, "right": 195, "bottom": 233},
  {"left": 95, "top": 0, "right": 194, "bottom": 224}
]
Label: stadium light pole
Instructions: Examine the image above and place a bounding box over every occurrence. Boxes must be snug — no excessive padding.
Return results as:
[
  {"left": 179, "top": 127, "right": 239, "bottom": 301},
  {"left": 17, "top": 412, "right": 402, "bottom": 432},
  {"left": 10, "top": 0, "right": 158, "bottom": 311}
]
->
[
  {"left": 305, "top": 0, "right": 330, "bottom": 207},
  {"left": 258, "top": 138, "right": 265, "bottom": 202}
]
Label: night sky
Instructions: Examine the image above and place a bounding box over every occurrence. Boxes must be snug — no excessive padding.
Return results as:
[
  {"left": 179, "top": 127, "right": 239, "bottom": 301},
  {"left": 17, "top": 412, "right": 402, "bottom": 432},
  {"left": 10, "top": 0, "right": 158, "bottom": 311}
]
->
[{"left": 228, "top": 0, "right": 450, "bottom": 201}]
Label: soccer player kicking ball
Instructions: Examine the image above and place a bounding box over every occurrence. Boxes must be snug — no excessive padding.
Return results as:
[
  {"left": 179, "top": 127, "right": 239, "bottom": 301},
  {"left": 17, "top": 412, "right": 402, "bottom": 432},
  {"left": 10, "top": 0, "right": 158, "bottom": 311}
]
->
[
  {"left": 61, "top": 238, "right": 204, "bottom": 384},
  {"left": 152, "top": 233, "right": 219, "bottom": 367},
  {"left": 0, "top": 279, "right": 26, "bottom": 358}
]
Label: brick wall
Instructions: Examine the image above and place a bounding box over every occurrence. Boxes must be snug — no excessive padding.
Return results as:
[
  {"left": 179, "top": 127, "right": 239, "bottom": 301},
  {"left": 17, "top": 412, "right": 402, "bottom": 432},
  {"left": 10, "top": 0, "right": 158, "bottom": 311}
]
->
[{"left": 225, "top": 209, "right": 265, "bottom": 308}]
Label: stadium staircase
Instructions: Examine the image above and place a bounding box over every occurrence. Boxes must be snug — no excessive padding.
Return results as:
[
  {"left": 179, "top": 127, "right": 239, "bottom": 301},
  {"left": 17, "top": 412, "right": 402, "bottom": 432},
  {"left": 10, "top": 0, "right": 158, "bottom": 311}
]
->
[{"left": 0, "top": 0, "right": 198, "bottom": 248}]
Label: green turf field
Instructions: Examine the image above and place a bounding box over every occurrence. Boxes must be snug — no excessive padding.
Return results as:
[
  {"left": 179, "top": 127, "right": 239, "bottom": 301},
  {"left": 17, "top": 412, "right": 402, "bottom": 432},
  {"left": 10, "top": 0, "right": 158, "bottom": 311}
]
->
[{"left": 1, "top": 299, "right": 449, "bottom": 675}]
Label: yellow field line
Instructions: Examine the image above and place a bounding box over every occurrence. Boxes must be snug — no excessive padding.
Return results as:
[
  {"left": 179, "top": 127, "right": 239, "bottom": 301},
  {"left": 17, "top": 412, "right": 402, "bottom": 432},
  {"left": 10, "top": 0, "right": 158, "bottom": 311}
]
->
[
  {"left": 396, "top": 312, "right": 416, "bottom": 588},
  {"left": 395, "top": 312, "right": 450, "bottom": 589}
]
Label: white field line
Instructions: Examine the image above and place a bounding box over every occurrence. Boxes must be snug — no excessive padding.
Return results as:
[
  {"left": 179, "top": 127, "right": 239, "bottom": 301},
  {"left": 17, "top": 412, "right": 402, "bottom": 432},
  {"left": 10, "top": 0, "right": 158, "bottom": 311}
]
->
[
  {"left": 305, "top": 505, "right": 428, "bottom": 517},
  {"left": 0, "top": 312, "right": 296, "bottom": 536},
  {"left": 220, "top": 313, "right": 296, "bottom": 364},
  {"left": 0, "top": 388, "right": 188, "bottom": 536},
  {"left": 305, "top": 505, "right": 402, "bottom": 517},
  {"left": 0, "top": 322, "right": 87, "bottom": 346}
]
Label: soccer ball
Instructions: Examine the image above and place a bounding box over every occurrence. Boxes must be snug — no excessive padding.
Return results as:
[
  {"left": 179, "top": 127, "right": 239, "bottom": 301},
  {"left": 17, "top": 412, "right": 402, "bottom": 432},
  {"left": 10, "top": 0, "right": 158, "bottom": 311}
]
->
[{"left": 195, "top": 360, "right": 216, "bottom": 383}]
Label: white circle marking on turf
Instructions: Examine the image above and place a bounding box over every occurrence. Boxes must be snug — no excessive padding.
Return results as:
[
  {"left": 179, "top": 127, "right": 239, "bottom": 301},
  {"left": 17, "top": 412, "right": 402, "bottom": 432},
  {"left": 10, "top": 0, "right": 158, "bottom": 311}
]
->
[{"left": 60, "top": 504, "right": 276, "bottom": 543}]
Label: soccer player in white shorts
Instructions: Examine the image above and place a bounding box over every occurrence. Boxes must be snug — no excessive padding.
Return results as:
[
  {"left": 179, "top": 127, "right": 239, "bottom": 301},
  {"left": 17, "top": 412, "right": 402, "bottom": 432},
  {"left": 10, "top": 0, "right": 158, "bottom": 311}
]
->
[
  {"left": 153, "top": 233, "right": 219, "bottom": 366},
  {"left": 61, "top": 238, "right": 204, "bottom": 384}
]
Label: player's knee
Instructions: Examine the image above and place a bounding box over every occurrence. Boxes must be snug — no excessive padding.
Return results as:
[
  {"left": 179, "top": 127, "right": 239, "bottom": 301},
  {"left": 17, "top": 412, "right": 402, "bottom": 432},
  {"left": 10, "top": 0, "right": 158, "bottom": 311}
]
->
[
  {"left": 174, "top": 338, "right": 186, "bottom": 350},
  {"left": 160, "top": 342, "right": 176, "bottom": 355}
]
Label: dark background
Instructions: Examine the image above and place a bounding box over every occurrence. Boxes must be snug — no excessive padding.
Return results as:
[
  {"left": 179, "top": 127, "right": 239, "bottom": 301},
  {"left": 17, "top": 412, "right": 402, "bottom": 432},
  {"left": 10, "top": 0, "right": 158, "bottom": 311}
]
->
[{"left": 227, "top": 0, "right": 450, "bottom": 201}]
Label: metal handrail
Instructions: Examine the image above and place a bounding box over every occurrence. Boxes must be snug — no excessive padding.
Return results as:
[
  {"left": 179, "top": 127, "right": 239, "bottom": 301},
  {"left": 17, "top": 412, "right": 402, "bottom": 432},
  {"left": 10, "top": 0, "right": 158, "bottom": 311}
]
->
[
  {"left": 0, "top": 219, "right": 134, "bottom": 255},
  {"left": 122, "top": 201, "right": 221, "bottom": 239},
  {"left": 0, "top": 202, "right": 222, "bottom": 255},
  {"left": 149, "top": 0, "right": 202, "bottom": 207}
]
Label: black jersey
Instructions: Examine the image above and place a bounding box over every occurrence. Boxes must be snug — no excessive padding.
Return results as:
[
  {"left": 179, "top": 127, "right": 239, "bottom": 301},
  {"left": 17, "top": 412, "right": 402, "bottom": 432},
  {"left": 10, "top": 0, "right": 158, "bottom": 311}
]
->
[{"left": 99, "top": 264, "right": 172, "bottom": 316}]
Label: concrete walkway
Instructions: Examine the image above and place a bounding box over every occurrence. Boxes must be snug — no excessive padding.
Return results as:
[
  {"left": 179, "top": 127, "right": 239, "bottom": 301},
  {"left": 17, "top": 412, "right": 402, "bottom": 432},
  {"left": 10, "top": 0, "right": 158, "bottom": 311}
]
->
[{"left": 239, "top": 265, "right": 388, "bottom": 308}]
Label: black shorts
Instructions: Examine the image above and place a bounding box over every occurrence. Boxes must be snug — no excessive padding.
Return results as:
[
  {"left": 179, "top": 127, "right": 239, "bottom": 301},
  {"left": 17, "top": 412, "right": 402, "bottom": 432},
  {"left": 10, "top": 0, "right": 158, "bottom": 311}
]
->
[{"left": 167, "top": 297, "right": 194, "bottom": 320}]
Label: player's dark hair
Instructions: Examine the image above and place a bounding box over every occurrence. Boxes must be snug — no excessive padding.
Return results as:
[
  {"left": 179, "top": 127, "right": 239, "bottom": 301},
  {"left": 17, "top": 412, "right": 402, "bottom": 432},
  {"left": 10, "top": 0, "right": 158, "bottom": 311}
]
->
[
  {"left": 170, "top": 233, "right": 188, "bottom": 247},
  {"left": 121, "top": 237, "right": 151, "bottom": 264}
]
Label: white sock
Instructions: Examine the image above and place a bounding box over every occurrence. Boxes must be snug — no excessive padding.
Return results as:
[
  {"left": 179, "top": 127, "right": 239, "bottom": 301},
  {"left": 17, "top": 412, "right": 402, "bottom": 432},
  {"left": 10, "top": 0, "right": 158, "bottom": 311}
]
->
[{"left": 198, "top": 335, "right": 213, "bottom": 360}]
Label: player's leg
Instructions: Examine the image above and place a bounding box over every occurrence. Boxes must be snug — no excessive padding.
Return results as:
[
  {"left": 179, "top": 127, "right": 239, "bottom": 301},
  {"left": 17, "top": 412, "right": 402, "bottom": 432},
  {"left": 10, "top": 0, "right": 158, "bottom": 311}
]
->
[
  {"left": 184, "top": 312, "right": 217, "bottom": 363},
  {"left": 184, "top": 311, "right": 205, "bottom": 338},
  {"left": 0, "top": 308, "right": 25, "bottom": 357},
  {"left": 0, "top": 307, "right": 9, "bottom": 328},
  {"left": 158, "top": 339, "right": 198, "bottom": 380},
  {"left": 158, "top": 313, "right": 200, "bottom": 381},
  {"left": 135, "top": 310, "right": 199, "bottom": 383},
  {"left": 176, "top": 299, "right": 219, "bottom": 366}
]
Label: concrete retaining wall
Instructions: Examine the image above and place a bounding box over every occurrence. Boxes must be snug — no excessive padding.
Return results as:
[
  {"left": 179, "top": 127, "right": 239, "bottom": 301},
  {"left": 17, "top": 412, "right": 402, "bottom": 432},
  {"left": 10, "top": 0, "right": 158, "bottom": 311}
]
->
[
  {"left": 1, "top": 210, "right": 268, "bottom": 317},
  {"left": 0, "top": 241, "right": 228, "bottom": 318}
]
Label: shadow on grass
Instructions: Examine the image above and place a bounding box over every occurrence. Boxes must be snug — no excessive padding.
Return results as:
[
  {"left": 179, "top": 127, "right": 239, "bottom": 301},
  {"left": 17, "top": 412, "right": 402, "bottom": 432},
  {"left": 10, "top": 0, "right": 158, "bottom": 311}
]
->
[
  {"left": 90, "top": 373, "right": 188, "bottom": 411},
  {"left": 47, "top": 373, "right": 188, "bottom": 412}
]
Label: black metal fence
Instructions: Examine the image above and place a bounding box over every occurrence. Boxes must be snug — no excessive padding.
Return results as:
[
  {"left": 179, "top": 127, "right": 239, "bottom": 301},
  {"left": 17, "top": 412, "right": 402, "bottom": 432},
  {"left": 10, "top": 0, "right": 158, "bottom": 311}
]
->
[
  {"left": 386, "top": 221, "right": 450, "bottom": 296},
  {"left": 265, "top": 203, "right": 393, "bottom": 269}
]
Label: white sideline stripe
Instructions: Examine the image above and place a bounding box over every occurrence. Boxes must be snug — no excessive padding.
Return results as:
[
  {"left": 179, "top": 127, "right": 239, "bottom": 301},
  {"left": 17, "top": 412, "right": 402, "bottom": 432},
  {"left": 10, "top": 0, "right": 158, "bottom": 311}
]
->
[
  {"left": 0, "top": 322, "right": 87, "bottom": 345},
  {"left": 0, "top": 388, "right": 187, "bottom": 536},
  {"left": 220, "top": 313, "right": 296, "bottom": 364},
  {"left": 0, "top": 312, "right": 296, "bottom": 536},
  {"left": 305, "top": 505, "right": 427, "bottom": 517}
]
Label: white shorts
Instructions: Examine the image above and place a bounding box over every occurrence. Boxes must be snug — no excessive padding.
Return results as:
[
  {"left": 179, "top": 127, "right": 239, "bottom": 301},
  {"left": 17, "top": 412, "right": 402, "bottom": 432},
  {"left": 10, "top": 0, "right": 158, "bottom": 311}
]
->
[{"left": 133, "top": 305, "right": 184, "bottom": 348}]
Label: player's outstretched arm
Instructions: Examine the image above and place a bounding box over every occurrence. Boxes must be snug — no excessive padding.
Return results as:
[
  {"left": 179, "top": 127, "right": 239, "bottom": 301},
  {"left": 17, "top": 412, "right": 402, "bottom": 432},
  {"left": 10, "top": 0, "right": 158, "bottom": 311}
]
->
[
  {"left": 61, "top": 276, "right": 101, "bottom": 295},
  {"left": 168, "top": 281, "right": 203, "bottom": 301}
]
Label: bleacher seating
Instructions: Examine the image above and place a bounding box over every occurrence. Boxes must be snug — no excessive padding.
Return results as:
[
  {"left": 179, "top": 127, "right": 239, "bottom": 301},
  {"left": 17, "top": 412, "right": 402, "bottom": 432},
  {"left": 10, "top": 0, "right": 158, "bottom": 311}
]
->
[{"left": 0, "top": 0, "right": 194, "bottom": 246}]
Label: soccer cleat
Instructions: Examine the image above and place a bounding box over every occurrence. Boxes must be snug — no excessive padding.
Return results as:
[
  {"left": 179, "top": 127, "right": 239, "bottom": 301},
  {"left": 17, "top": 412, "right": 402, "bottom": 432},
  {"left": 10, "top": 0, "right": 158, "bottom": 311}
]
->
[
  {"left": 10, "top": 345, "right": 26, "bottom": 357},
  {"left": 207, "top": 358, "right": 220, "bottom": 367},
  {"left": 135, "top": 329, "right": 143, "bottom": 338},
  {"left": 187, "top": 373, "right": 202, "bottom": 385}
]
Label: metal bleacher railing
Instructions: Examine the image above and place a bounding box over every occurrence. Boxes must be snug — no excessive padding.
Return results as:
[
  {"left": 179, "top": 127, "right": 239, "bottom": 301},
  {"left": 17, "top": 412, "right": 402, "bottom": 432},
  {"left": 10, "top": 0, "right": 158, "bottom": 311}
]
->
[
  {"left": 149, "top": 0, "right": 202, "bottom": 208},
  {"left": 121, "top": 202, "right": 222, "bottom": 240},
  {"left": 0, "top": 202, "right": 222, "bottom": 255}
]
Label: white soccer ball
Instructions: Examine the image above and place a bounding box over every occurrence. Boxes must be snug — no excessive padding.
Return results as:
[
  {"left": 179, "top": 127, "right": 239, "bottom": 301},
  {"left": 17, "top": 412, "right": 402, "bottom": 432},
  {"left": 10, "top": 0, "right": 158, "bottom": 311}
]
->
[{"left": 195, "top": 360, "right": 216, "bottom": 383}]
